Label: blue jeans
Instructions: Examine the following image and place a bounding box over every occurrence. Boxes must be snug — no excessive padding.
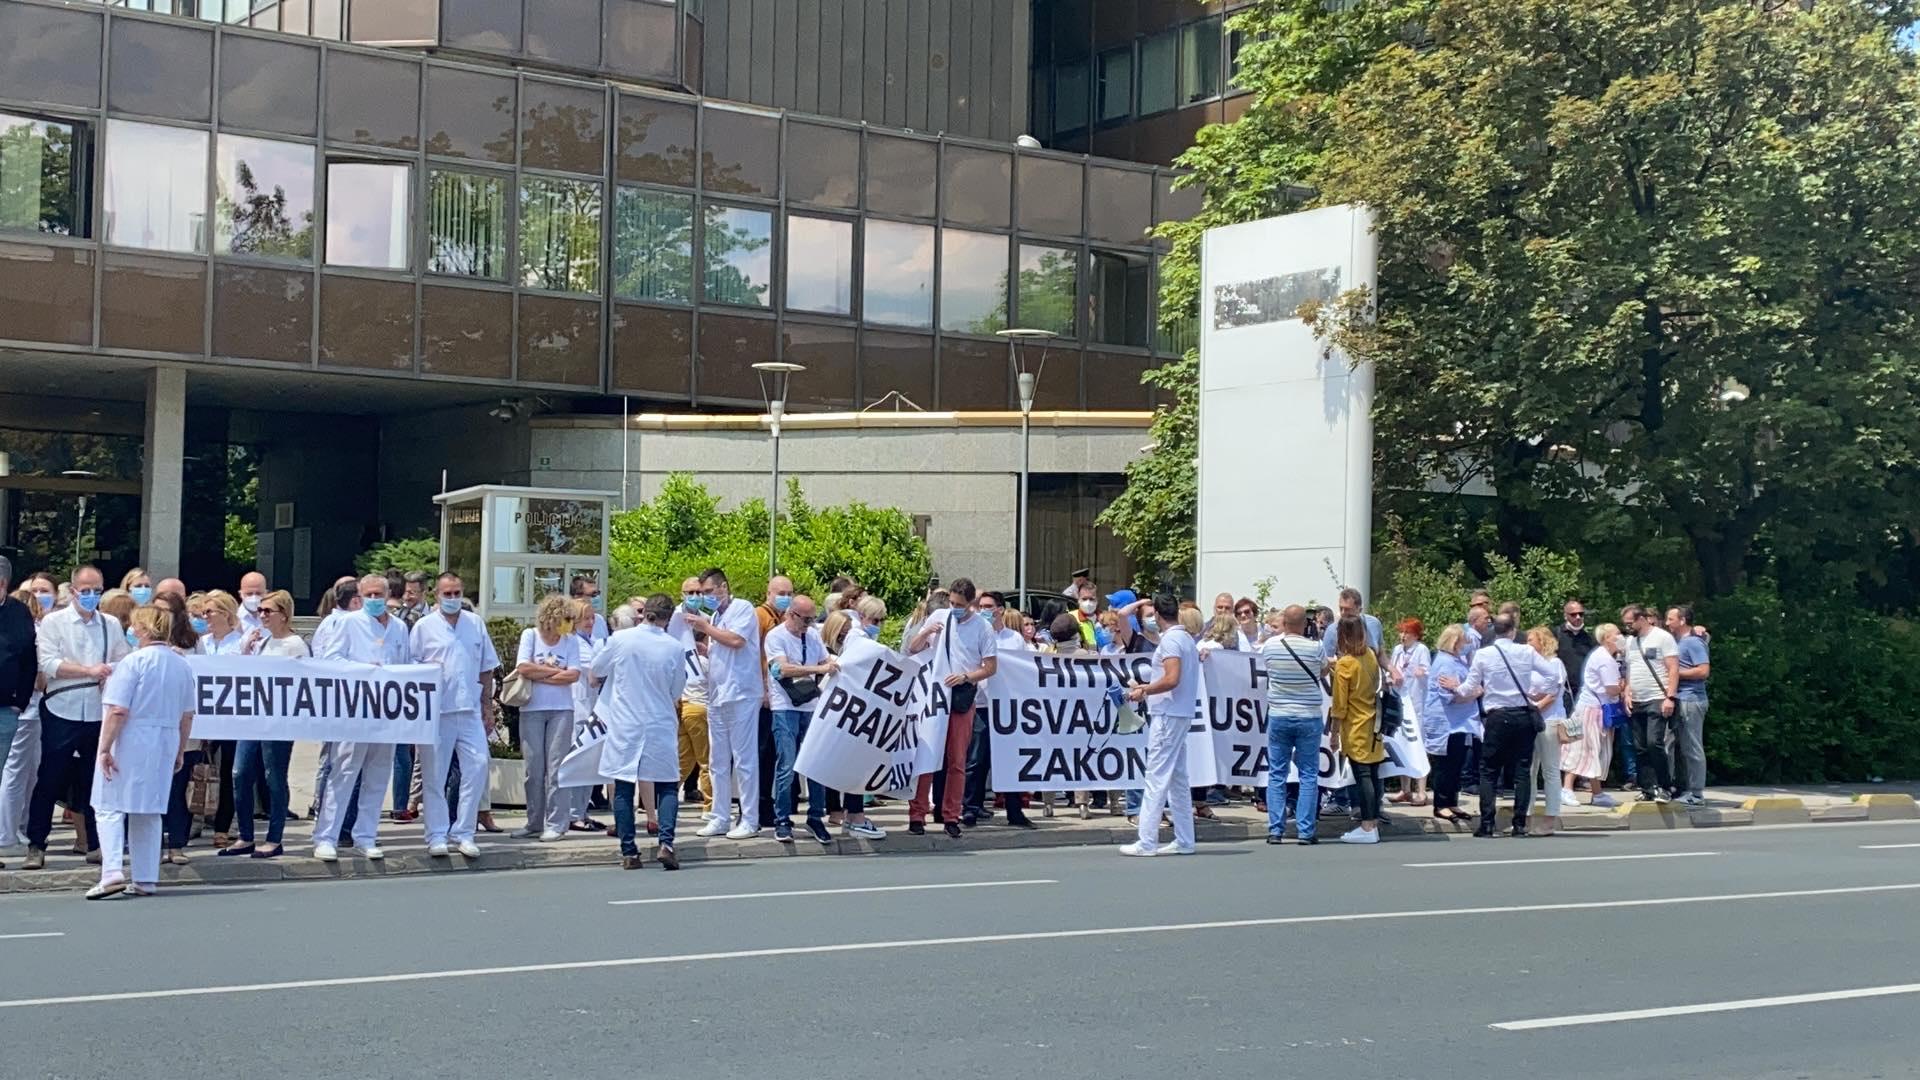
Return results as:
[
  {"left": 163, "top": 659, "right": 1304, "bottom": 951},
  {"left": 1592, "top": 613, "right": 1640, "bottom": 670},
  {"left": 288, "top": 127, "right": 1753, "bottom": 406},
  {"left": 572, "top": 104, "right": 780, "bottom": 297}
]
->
[
  {"left": 391, "top": 743, "right": 415, "bottom": 813},
  {"left": 1267, "top": 711, "right": 1322, "bottom": 839},
  {"left": 614, "top": 780, "right": 678, "bottom": 855},
  {"left": 772, "top": 709, "right": 827, "bottom": 826},
  {"left": 233, "top": 739, "right": 293, "bottom": 846},
  {"left": 1124, "top": 716, "right": 1149, "bottom": 815}
]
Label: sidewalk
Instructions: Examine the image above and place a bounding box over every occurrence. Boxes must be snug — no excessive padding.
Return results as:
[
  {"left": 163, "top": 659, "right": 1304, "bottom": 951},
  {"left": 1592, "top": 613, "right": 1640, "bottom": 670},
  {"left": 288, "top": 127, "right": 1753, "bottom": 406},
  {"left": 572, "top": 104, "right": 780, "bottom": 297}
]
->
[{"left": 3, "top": 783, "right": 1913, "bottom": 895}]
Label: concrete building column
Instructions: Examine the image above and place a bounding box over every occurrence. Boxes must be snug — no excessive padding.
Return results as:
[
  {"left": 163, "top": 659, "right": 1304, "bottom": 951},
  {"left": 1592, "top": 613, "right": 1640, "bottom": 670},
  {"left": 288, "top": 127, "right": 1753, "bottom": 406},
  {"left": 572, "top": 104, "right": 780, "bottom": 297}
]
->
[{"left": 139, "top": 366, "right": 186, "bottom": 578}]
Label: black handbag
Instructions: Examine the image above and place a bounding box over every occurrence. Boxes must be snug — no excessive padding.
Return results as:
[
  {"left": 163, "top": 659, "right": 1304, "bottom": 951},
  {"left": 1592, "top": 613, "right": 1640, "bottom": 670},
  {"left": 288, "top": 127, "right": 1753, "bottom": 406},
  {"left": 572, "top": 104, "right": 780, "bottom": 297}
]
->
[
  {"left": 777, "top": 633, "right": 822, "bottom": 706},
  {"left": 39, "top": 615, "right": 110, "bottom": 724},
  {"left": 942, "top": 612, "right": 978, "bottom": 714},
  {"left": 1376, "top": 661, "right": 1404, "bottom": 737},
  {"left": 1493, "top": 644, "right": 1547, "bottom": 733}
]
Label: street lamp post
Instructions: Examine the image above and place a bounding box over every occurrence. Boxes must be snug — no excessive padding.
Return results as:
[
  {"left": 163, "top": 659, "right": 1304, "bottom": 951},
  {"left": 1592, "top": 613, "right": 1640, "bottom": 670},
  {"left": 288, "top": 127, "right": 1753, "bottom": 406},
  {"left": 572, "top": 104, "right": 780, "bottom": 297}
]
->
[
  {"left": 995, "top": 328, "right": 1056, "bottom": 609},
  {"left": 752, "top": 361, "right": 806, "bottom": 578}
]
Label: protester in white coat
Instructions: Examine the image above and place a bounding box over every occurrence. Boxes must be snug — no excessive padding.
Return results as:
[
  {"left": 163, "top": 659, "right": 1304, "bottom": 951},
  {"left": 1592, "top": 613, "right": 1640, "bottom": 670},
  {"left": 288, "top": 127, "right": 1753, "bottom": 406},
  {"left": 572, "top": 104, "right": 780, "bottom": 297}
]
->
[
  {"left": 409, "top": 573, "right": 499, "bottom": 858},
  {"left": 311, "top": 575, "right": 411, "bottom": 862},
  {"left": 682, "top": 568, "right": 762, "bottom": 839},
  {"left": 87, "top": 606, "right": 194, "bottom": 900},
  {"left": 1119, "top": 593, "right": 1199, "bottom": 857},
  {"left": 591, "top": 594, "right": 688, "bottom": 870}
]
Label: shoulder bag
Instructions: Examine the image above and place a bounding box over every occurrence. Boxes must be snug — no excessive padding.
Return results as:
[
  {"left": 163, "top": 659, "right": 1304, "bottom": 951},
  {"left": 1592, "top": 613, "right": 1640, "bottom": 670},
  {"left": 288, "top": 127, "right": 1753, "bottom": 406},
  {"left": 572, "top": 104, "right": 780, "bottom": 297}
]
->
[
  {"left": 1493, "top": 644, "right": 1547, "bottom": 733},
  {"left": 777, "top": 632, "right": 823, "bottom": 707},
  {"left": 38, "top": 615, "right": 110, "bottom": 724},
  {"left": 1374, "top": 656, "right": 1403, "bottom": 737},
  {"left": 943, "top": 612, "right": 979, "bottom": 714},
  {"left": 497, "top": 629, "right": 537, "bottom": 708},
  {"left": 1636, "top": 642, "right": 1672, "bottom": 705},
  {"left": 1277, "top": 637, "right": 1331, "bottom": 695}
]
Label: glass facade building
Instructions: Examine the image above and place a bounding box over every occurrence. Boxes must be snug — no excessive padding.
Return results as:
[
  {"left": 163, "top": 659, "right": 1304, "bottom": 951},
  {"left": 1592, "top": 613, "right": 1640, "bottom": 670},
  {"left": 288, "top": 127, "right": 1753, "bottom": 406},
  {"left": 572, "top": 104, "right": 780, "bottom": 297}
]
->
[{"left": 0, "top": 0, "right": 1198, "bottom": 412}]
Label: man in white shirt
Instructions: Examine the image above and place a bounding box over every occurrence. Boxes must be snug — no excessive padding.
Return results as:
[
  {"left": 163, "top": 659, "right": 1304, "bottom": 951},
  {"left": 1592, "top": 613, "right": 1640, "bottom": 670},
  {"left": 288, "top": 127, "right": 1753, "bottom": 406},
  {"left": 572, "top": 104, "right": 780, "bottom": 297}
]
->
[
  {"left": 237, "top": 571, "right": 269, "bottom": 638},
  {"left": 682, "top": 568, "right": 763, "bottom": 839},
  {"left": 594, "top": 594, "right": 690, "bottom": 870},
  {"left": 1449, "top": 612, "right": 1561, "bottom": 837},
  {"left": 311, "top": 574, "right": 412, "bottom": 862},
  {"left": 1120, "top": 593, "right": 1199, "bottom": 857},
  {"left": 764, "top": 594, "right": 836, "bottom": 845},
  {"left": 409, "top": 573, "right": 499, "bottom": 858},
  {"left": 571, "top": 575, "right": 609, "bottom": 643},
  {"left": 962, "top": 591, "right": 1034, "bottom": 828},
  {"left": 23, "top": 565, "right": 129, "bottom": 868},
  {"left": 1621, "top": 604, "right": 1680, "bottom": 804},
  {"left": 906, "top": 578, "right": 998, "bottom": 839}
]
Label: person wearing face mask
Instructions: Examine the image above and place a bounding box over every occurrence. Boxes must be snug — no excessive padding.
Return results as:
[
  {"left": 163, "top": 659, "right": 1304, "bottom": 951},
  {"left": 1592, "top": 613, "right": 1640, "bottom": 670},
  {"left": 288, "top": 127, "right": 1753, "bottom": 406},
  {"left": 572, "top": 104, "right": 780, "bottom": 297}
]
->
[
  {"left": 666, "top": 577, "right": 714, "bottom": 815},
  {"left": 826, "top": 596, "right": 890, "bottom": 839},
  {"left": 764, "top": 593, "right": 836, "bottom": 845},
  {"left": 754, "top": 576, "right": 795, "bottom": 829},
  {"left": 682, "top": 568, "right": 763, "bottom": 839},
  {"left": 569, "top": 575, "right": 610, "bottom": 643},
  {"left": 906, "top": 578, "right": 998, "bottom": 839},
  {"left": 410, "top": 573, "right": 499, "bottom": 858},
  {"left": 24, "top": 565, "right": 130, "bottom": 868},
  {"left": 0, "top": 559, "right": 33, "bottom": 868},
  {"left": 0, "top": 572, "right": 56, "bottom": 856},
  {"left": 310, "top": 574, "right": 412, "bottom": 862},
  {"left": 86, "top": 604, "right": 196, "bottom": 900},
  {"left": 1119, "top": 593, "right": 1200, "bottom": 857},
  {"left": 120, "top": 568, "right": 154, "bottom": 608},
  {"left": 1070, "top": 585, "right": 1102, "bottom": 649},
  {"left": 193, "top": 590, "right": 248, "bottom": 850},
  {"left": 236, "top": 572, "right": 270, "bottom": 639},
  {"left": 959, "top": 593, "right": 1035, "bottom": 829}
]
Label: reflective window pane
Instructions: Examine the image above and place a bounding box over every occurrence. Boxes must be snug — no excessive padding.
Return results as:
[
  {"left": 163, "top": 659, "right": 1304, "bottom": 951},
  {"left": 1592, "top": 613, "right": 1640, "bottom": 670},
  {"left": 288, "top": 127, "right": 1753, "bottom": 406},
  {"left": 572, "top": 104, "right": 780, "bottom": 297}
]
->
[
  {"left": 519, "top": 176, "right": 601, "bottom": 292},
  {"left": 348, "top": 0, "right": 439, "bottom": 43},
  {"left": 320, "top": 273, "right": 414, "bottom": 371},
  {"left": 1097, "top": 47, "right": 1132, "bottom": 122},
  {"left": 218, "top": 36, "right": 319, "bottom": 137},
  {"left": 325, "top": 162, "right": 410, "bottom": 269},
  {"left": 865, "top": 136, "right": 936, "bottom": 219},
  {"left": 862, "top": 220, "right": 933, "bottom": 329},
  {"left": 102, "top": 253, "right": 205, "bottom": 353},
  {"left": 780, "top": 323, "right": 857, "bottom": 410},
  {"left": 937, "top": 337, "right": 1010, "bottom": 411},
  {"left": 701, "top": 106, "right": 778, "bottom": 197},
  {"left": 421, "top": 284, "right": 511, "bottom": 379},
  {"left": 0, "top": 114, "right": 84, "bottom": 237},
  {"left": 1018, "top": 155, "right": 1084, "bottom": 236},
  {"left": 695, "top": 313, "right": 774, "bottom": 402},
  {"left": 517, "top": 295, "right": 601, "bottom": 386},
  {"left": 325, "top": 52, "right": 420, "bottom": 150},
  {"left": 784, "top": 215, "right": 852, "bottom": 316},
  {"left": 942, "top": 146, "right": 1010, "bottom": 229},
  {"left": 313, "top": 0, "right": 343, "bottom": 39},
  {"left": 427, "top": 169, "right": 508, "bottom": 280},
  {"left": 1055, "top": 59, "right": 1089, "bottom": 134},
  {"left": 939, "top": 230, "right": 1007, "bottom": 335},
  {"left": 785, "top": 122, "right": 859, "bottom": 208},
  {"left": 611, "top": 303, "right": 691, "bottom": 398},
  {"left": 426, "top": 66, "right": 517, "bottom": 162},
  {"left": 0, "top": 3, "right": 102, "bottom": 111},
  {"left": 525, "top": 0, "right": 601, "bottom": 69},
  {"left": 1016, "top": 243, "right": 1078, "bottom": 337},
  {"left": 109, "top": 18, "right": 212, "bottom": 122},
  {"left": 860, "top": 331, "right": 933, "bottom": 410},
  {"left": 0, "top": 242, "right": 93, "bottom": 345},
  {"left": 1182, "top": 17, "right": 1223, "bottom": 104},
  {"left": 1089, "top": 249, "right": 1149, "bottom": 347},
  {"left": 1087, "top": 166, "right": 1153, "bottom": 245},
  {"left": 522, "top": 79, "right": 606, "bottom": 175},
  {"left": 616, "top": 94, "right": 695, "bottom": 187},
  {"left": 216, "top": 136, "right": 315, "bottom": 261},
  {"left": 604, "top": 0, "right": 678, "bottom": 80},
  {"left": 104, "top": 120, "right": 209, "bottom": 254},
  {"left": 213, "top": 263, "right": 312, "bottom": 364},
  {"left": 612, "top": 186, "right": 693, "bottom": 303},
  {"left": 1138, "top": 30, "right": 1176, "bottom": 114},
  {"left": 442, "top": 0, "right": 522, "bottom": 51},
  {"left": 701, "top": 203, "right": 772, "bottom": 308}
]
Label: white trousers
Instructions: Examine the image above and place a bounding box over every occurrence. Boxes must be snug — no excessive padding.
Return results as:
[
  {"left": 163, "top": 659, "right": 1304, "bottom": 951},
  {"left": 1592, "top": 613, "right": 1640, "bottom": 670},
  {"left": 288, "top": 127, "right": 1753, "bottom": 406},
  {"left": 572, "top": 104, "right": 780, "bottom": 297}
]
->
[
  {"left": 421, "top": 710, "right": 487, "bottom": 845},
  {"left": 0, "top": 716, "right": 40, "bottom": 845},
  {"left": 97, "top": 810, "right": 161, "bottom": 886},
  {"left": 706, "top": 698, "right": 760, "bottom": 829},
  {"left": 1134, "top": 714, "right": 1195, "bottom": 851},
  {"left": 1533, "top": 727, "right": 1563, "bottom": 817},
  {"left": 311, "top": 742, "right": 395, "bottom": 848}
]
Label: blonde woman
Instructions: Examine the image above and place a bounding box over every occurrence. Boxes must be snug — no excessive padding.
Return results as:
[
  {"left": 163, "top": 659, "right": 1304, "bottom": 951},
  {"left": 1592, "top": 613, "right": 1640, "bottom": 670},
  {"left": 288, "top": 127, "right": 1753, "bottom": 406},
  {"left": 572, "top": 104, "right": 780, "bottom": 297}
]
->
[
  {"left": 1562, "top": 623, "right": 1624, "bottom": 807},
  {"left": 87, "top": 605, "right": 194, "bottom": 899},
  {"left": 197, "top": 590, "right": 246, "bottom": 850},
  {"left": 515, "top": 595, "right": 585, "bottom": 841},
  {"left": 1524, "top": 627, "right": 1569, "bottom": 835},
  {"left": 229, "top": 590, "right": 305, "bottom": 858},
  {"left": 1327, "top": 614, "right": 1384, "bottom": 844},
  {"left": 119, "top": 567, "right": 153, "bottom": 606}
]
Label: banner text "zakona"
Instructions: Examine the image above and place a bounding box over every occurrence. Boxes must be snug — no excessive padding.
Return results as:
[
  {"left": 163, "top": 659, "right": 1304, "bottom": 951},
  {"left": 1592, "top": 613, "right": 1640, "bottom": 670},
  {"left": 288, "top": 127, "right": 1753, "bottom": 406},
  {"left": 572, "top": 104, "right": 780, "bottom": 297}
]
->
[{"left": 197, "top": 675, "right": 438, "bottom": 722}]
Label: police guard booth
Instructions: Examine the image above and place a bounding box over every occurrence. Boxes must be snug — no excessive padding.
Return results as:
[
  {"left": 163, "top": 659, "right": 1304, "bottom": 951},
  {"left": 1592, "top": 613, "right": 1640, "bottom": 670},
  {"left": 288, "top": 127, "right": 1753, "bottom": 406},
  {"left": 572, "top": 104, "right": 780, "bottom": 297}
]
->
[{"left": 434, "top": 485, "right": 614, "bottom": 622}]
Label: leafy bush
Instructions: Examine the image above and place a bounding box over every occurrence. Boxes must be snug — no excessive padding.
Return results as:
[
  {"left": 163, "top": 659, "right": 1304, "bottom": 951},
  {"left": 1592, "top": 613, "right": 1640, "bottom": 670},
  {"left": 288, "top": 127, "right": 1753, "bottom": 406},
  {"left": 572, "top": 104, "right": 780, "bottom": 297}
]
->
[
  {"left": 1375, "top": 542, "right": 1599, "bottom": 641},
  {"left": 354, "top": 536, "right": 441, "bottom": 577}
]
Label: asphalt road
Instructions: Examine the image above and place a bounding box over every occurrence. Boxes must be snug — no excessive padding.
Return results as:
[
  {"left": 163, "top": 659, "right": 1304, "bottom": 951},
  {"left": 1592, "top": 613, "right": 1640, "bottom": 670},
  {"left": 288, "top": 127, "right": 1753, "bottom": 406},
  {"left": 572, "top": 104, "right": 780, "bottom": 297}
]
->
[{"left": 3, "top": 821, "right": 1919, "bottom": 1080}]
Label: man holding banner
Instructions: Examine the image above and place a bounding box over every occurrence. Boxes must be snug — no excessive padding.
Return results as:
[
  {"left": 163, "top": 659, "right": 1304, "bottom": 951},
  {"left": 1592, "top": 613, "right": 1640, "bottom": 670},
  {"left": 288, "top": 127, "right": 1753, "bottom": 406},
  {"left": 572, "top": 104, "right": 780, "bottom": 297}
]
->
[
  {"left": 408, "top": 573, "right": 499, "bottom": 859},
  {"left": 591, "top": 594, "right": 688, "bottom": 870},
  {"left": 1120, "top": 593, "right": 1199, "bottom": 858},
  {"left": 904, "top": 578, "right": 997, "bottom": 839},
  {"left": 311, "top": 574, "right": 412, "bottom": 862}
]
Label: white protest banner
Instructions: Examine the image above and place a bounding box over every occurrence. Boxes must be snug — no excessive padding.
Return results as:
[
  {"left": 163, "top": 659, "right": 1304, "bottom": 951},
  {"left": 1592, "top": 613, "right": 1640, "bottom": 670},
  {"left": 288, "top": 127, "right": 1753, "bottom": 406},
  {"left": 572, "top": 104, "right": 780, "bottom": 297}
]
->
[
  {"left": 1199, "top": 649, "right": 1266, "bottom": 787},
  {"left": 186, "top": 654, "right": 441, "bottom": 743},
  {"left": 983, "top": 651, "right": 1153, "bottom": 791},
  {"left": 554, "top": 711, "right": 610, "bottom": 788},
  {"left": 792, "top": 635, "right": 924, "bottom": 796}
]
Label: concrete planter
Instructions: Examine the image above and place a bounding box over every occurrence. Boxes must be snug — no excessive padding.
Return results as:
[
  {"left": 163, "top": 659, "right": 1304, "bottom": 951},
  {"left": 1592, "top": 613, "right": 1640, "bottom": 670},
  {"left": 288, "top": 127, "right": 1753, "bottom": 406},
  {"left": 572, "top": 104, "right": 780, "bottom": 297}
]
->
[{"left": 489, "top": 758, "right": 527, "bottom": 808}]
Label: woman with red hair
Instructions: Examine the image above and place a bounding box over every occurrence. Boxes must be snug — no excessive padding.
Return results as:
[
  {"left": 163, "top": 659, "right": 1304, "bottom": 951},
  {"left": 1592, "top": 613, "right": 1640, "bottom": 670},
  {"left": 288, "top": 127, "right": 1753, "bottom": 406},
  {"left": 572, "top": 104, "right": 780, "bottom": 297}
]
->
[{"left": 1387, "top": 617, "right": 1432, "bottom": 806}]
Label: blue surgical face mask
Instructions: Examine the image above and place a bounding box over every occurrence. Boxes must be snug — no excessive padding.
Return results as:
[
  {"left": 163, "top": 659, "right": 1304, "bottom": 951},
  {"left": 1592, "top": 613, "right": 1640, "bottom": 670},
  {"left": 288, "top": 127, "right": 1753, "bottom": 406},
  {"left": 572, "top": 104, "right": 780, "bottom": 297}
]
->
[
  {"left": 700, "top": 595, "right": 719, "bottom": 613},
  {"left": 1094, "top": 627, "right": 1114, "bottom": 649},
  {"left": 130, "top": 586, "right": 153, "bottom": 605},
  {"left": 189, "top": 617, "right": 210, "bottom": 635},
  {"left": 125, "top": 629, "right": 139, "bottom": 647},
  {"left": 591, "top": 594, "right": 605, "bottom": 612},
  {"left": 953, "top": 606, "right": 972, "bottom": 622},
  {"left": 34, "top": 592, "right": 53, "bottom": 611},
  {"left": 439, "top": 596, "right": 463, "bottom": 615},
  {"left": 364, "top": 597, "right": 389, "bottom": 619},
  {"left": 864, "top": 623, "right": 882, "bottom": 639},
  {"left": 772, "top": 595, "right": 792, "bottom": 613},
  {"left": 683, "top": 594, "right": 701, "bottom": 612},
  {"left": 76, "top": 590, "right": 101, "bottom": 613}
]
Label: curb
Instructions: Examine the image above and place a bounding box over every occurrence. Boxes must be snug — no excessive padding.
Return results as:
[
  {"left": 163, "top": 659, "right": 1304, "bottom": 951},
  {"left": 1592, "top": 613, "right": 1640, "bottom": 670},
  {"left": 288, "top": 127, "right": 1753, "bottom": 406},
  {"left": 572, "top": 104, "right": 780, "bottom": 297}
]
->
[
  {"left": 1856, "top": 793, "right": 1920, "bottom": 820},
  {"left": 1740, "top": 795, "right": 1812, "bottom": 825}
]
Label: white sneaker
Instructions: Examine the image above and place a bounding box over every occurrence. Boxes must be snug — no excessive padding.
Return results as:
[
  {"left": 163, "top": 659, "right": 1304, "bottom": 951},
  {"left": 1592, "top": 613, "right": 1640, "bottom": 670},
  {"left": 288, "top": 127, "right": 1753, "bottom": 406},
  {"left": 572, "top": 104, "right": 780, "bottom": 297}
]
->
[
  {"left": 314, "top": 842, "right": 338, "bottom": 862},
  {"left": 725, "top": 824, "right": 760, "bottom": 840},
  {"left": 845, "top": 821, "right": 887, "bottom": 840},
  {"left": 538, "top": 829, "right": 565, "bottom": 842},
  {"left": 1171, "top": 842, "right": 1197, "bottom": 855},
  {"left": 1118, "top": 841, "right": 1160, "bottom": 857},
  {"left": 696, "top": 818, "right": 729, "bottom": 838},
  {"left": 1591, "top": 792, "right": 1618, "bottom": 808},
  {"left": 457, "top": 841, "right": 481, "bottom": 858},
  {"left": 427, "top": 841, "right": 450, "bottom": 857},
  {"left": 1560, "top": 789, "right": 1581, "bottom": 807},
  {"left": 1339, "top": 827, "right": 1379, "bottom": 845},
  {"left": 358, "top": 845, "right": 385, "bottom": 861}
]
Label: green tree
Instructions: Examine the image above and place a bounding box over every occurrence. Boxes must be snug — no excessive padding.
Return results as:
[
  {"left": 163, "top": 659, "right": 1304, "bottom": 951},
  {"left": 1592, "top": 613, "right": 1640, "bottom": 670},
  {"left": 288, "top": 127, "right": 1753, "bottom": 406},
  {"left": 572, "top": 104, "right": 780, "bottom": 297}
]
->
[
  {"left": 218, "top": 160, "right": 314, "bottom": 260},
  {"left": 1309, "top": 0, "right": 1920, "bottom": 597},
  {"left": 1099, "top": 0, "right": 1431, "bottom": 585},
  {"left": 1014, "top": 248, "right": 1078, "bottom": 337},
  {"left": 355, "top": 537, "right": 442, "bottom": 577}
]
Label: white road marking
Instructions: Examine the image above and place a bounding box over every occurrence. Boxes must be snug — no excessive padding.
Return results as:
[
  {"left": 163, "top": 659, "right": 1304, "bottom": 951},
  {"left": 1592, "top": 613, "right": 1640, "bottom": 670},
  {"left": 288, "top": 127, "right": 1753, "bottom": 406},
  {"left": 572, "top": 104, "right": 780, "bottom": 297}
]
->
[
  {"left": 1859, "top": 843, "right": 1920, "bottom": 850},
  {"left": 608, "top": 879, "right": 1058, "bottom": 905},
  {"left": 1405, "top": 852, "right": 1719, "bottom": 869},
  {"left": 3, "top": 882, "right": 1917, "bottom": 1009},
  {"left": 1494, "top": 983, "right": 1920, "bottom": 1030},
  {"left": 0, "top": 933, "right": 63, "bottom": 942}
]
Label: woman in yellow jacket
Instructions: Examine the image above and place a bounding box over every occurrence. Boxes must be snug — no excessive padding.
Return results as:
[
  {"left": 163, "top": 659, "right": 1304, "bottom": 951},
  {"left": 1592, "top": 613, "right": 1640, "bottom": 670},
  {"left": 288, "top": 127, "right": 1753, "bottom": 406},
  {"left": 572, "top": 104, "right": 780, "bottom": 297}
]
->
[{"left": 1327, "top": 614, "right": 1385, "bottom": 845}]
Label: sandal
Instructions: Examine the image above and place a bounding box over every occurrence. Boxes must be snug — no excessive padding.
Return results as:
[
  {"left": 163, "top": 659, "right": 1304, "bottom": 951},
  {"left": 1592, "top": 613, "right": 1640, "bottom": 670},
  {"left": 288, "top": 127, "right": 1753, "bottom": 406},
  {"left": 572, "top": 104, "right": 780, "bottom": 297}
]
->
[
  {"left": 1410, "top": 796, "right": 1430, "bottom": 807},
  {"left": 167, "top": 850, "right": 192, "bottom": 865},
  {"left": 1193, "top": 806, "right": 1216, "bottom": 819},
  {"left": 213, "top": 833, "right": 231, "bottom": 849},
  {"left": 1388, "top": 792, "right": 1413, "bottom": 804}
]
